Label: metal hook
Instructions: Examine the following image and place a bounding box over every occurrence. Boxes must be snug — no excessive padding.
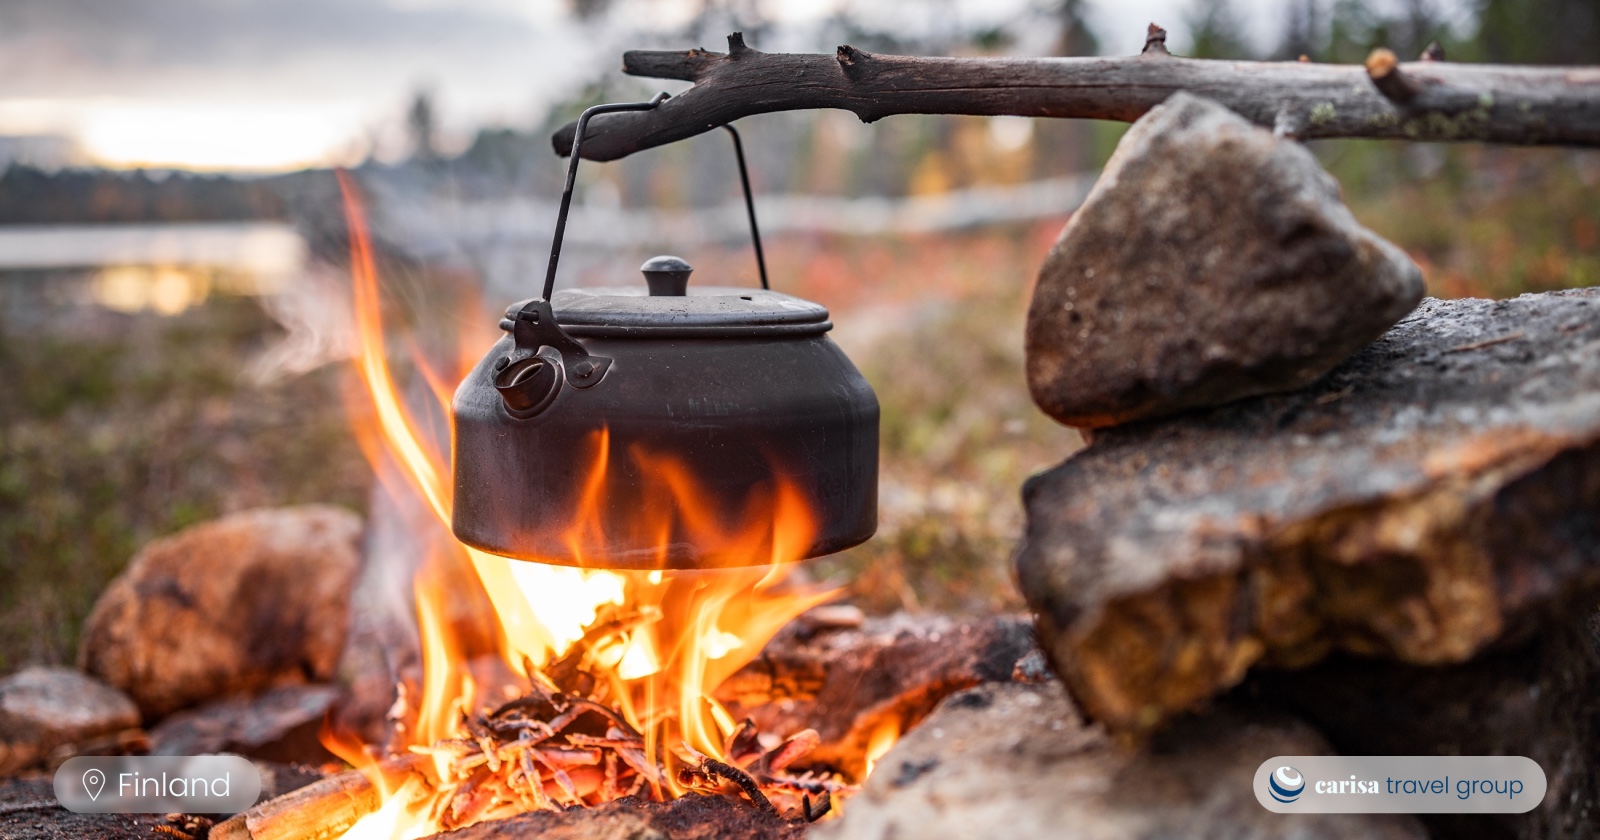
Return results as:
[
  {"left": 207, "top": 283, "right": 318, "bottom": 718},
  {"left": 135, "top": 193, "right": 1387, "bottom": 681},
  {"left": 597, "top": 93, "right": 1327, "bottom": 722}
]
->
[
  {"left": 721, "top": 124, "right": 769, "bottom": 290},
  {"left": 543, "top": 92, "right": 671, "bottom": 302},
  {"left": 542, "top": 94, "right": 772, "bottom": 299}
]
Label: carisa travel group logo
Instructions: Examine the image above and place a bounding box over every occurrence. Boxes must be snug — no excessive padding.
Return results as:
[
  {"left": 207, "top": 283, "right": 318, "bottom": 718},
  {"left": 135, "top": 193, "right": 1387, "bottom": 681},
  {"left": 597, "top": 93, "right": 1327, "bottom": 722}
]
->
[
  {"left": 1269, "top": 766, "right": 1305, "bottom": 803},
  {"left": 1254, "top": 755, "right": 1548, "bottom": 814}
]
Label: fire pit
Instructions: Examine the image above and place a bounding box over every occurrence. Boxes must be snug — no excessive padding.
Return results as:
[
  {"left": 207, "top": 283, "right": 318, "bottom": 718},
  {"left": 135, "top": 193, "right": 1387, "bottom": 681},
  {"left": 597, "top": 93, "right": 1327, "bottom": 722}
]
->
[
  {"left": 0, "top": 110, "right": 1043, "bottom": 840},
  {"left": 197, "top": 151, "right": 979, "bottom": 840}
]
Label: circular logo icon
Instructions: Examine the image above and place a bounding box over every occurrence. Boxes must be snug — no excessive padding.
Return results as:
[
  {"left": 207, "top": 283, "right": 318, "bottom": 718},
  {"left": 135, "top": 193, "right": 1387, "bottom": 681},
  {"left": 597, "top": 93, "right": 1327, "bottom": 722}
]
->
[{"left": 1270, "top": 766, "right": 1305, "bottom": 803}]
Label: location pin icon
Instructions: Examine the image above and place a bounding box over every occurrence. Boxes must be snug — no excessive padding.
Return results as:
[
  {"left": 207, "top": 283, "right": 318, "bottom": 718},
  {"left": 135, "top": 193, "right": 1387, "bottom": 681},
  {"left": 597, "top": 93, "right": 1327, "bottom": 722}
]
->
[{"left": 83, "top": 768, "right": 105, "bottom": 802}]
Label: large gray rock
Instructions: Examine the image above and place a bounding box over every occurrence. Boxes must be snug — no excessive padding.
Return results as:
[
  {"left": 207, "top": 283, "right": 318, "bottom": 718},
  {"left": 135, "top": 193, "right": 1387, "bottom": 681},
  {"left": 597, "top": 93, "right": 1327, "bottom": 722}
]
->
[
  {"left": 1017, "top": 288, "right": 1600, "bottom": 736},
  {"left": 80, "top": 505, "right": 363, "bottom": 719},
  {"left": 1025, "top": 92, "right": 1424, "bottom": 429},
  {"left": 818, "top": 681, "right": 1425, "bottom": 840},
  {"left": 0, "top": 666, "right": 139, "bottom": 775}
]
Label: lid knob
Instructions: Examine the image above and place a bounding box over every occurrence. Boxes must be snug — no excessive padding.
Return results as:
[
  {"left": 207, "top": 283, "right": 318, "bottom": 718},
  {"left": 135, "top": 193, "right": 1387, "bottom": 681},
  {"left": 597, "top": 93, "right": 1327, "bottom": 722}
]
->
[{"left": 641, "top": 255, "right": 692, "bottom": 296}]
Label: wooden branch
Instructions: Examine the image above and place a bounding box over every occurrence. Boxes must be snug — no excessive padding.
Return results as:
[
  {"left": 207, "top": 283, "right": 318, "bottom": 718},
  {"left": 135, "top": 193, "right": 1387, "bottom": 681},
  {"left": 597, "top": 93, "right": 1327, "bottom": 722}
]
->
[
  {"left": 1141, "top": 23, "right": 1170, "bottom": 56},
  {"left": 551, "top": 29, "right": 1600, "bottom": 162},
  {"left": 1365, "top": 48, "right": 1423, "bottom": 104}
]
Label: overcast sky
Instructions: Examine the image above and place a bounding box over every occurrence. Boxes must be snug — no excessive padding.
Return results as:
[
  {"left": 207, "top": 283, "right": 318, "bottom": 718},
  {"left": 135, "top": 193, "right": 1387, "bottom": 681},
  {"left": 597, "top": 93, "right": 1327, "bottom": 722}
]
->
[{"left": 0, "top": 0, "right": 1472, "bottom": 171}]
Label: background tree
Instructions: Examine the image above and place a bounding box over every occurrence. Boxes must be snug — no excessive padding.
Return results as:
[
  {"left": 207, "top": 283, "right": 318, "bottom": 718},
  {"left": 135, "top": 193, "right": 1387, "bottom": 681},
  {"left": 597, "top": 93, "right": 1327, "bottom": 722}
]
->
[
  {"left": 1053, "top": 0, "right": 1099, "bottom": 57},
  {"left": 1476, "top": 0, "right": 1600, "bottom": 63},
  {"left": 1275, "top": 0, "right": 1322, "bottom": 59},
  {"left": 1025, "top": 0, "right": 1102, "bottom": 178},
  {"left": 1182, "top": 0, "right": 1254, "bottom": 58},
  {"left": 407, "top": 89, "right": 440, "bottom": 164}
]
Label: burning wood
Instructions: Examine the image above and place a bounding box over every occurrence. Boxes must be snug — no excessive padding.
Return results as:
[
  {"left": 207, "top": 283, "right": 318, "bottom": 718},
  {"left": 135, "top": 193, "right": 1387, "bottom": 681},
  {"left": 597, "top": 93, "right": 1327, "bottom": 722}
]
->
[
  {"left": 208, "top": 612, "right": 1041, "bottom": 840},
  {"left": 217, "top": 692, "right": 849, "bottom": 839},
  {"left": 413, "top": 793, "right": 808, "bottom": 840},
  {"left": 211, "top": 755, "right": 430, "bottom": 840},
  {"left": 411, "top": 687, "right": 850, "bottom": 829},
  {"left": 365, "top": 631, "right": 855, "bottom": 833},
  {"left": 410, "top": 688, "right": 658, "bottom": 828}
]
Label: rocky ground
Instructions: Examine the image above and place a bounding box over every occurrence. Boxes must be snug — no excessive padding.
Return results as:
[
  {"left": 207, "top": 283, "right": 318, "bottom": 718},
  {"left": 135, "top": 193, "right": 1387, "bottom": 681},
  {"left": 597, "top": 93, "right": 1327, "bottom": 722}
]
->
[{"left": 822, "top": 681, "right": 1425, "bottom": 840}]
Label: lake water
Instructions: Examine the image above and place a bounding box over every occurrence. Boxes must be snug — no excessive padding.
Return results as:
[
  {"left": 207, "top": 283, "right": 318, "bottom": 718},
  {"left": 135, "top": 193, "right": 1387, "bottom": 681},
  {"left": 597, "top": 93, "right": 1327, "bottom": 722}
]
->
[{"left": 0, "top": 222, "right": 306, "bottom": 317}]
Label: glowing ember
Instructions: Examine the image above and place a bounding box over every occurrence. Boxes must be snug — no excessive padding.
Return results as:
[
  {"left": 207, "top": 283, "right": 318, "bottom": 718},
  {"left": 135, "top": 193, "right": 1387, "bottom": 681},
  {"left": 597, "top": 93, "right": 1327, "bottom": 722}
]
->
[{"left": 326, "top": 172, "right": 872, "bottom": 838}]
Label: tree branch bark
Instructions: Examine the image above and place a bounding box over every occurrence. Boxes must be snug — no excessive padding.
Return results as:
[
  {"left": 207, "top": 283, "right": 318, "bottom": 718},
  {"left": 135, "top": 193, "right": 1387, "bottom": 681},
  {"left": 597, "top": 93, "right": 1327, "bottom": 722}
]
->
[{"left": 551, "top": 29, "right": 1600, "bottom": 162}]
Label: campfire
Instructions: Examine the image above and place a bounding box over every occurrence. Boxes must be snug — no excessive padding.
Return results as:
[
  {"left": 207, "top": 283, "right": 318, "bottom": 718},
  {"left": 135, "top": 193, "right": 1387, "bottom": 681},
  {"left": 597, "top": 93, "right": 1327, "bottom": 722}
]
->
[
  {"left": 312, "top": 174, "right": 867, "bottom": 839},
  {"left": 7, "top": 19, "right": 1600, "bottom": 840}
]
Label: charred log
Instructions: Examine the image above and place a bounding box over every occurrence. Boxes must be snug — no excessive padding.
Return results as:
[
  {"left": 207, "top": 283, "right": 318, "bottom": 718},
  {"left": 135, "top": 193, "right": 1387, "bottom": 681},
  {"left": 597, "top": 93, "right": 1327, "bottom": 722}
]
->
[{"left": 714, "top": 614, "right": 1037, "bottom": 779}]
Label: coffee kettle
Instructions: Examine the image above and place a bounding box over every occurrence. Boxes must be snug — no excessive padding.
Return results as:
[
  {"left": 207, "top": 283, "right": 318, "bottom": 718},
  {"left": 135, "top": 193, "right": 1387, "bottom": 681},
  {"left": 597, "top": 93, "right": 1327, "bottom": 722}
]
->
[{"left": 451, "top": 95, "right": 878, "bottom": 570}]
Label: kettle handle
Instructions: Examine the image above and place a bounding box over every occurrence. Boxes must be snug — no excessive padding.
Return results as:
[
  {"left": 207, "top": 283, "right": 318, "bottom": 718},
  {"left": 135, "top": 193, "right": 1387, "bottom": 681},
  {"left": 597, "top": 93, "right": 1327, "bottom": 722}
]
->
[
  {"left": 543, "top": 95, "right": 770, "bottom": 301},
  {"left": 721, "top": 123, "right": 770, "bottom": 290}
]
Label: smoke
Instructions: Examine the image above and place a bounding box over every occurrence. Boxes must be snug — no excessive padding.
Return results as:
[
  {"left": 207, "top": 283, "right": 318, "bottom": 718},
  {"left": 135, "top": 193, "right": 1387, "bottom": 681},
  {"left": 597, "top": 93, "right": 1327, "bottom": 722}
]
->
[{"left": 248, "top": 262, "right": 359, "bottom": 383}]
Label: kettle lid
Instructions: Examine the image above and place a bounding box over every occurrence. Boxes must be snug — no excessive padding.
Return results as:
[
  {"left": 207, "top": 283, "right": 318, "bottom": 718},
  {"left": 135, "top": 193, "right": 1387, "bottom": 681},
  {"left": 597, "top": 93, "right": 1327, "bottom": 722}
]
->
[
  {"left": 509, "top": 256, "right": 831, "bottom": 339},
  {"left": 547, "top": 286, "right": 832, "bottom": 338}
]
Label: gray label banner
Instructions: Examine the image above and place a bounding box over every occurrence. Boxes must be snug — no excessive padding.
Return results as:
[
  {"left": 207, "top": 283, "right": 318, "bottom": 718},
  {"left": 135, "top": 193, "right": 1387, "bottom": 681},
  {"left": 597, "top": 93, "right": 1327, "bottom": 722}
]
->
[
  {"left": 1255, "top": 756, "right": 1546, "bottom": 813},
  {"left": 54, "top": 755, "right": 262, "bottom": 814}
]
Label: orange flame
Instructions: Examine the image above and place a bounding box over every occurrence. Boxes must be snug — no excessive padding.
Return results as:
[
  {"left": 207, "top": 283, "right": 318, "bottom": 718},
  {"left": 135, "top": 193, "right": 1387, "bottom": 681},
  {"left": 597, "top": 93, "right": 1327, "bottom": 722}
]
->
[{"left": 327, "top": 171, "right": 837, "bottom": 838}]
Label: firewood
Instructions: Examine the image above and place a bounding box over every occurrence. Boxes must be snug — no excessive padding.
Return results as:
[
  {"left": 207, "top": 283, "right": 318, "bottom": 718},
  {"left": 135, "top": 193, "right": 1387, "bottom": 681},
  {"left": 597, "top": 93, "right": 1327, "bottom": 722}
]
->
[
  {"left": 209, "top": 755, "right": 430, "bottom": 840},
  {"left": 552, "top": 28, "right": 1600, "bottom": 163},
  {"left": 217, "top": 614, "right": 1035, "bottom": 838},
  {"left": 715, "top": 614, "right": 1036, "bottom": 778}
]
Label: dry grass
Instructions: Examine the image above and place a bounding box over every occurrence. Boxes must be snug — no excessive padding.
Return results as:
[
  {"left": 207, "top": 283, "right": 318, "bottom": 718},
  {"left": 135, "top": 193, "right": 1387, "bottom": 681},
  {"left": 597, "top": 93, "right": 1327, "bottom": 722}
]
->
[
  {"left": 0, "top": 285, "right": 369, "bottom": 672},
  {"left": 1328, "top": 143, "right": 1600, "bottom": 298}
]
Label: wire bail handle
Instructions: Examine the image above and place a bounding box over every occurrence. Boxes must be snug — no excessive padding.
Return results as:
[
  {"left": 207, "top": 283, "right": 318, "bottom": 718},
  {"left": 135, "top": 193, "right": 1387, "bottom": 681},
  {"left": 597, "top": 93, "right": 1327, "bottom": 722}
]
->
[{"left": 543, "top": 93, "right": 770, "bottom": 302}]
